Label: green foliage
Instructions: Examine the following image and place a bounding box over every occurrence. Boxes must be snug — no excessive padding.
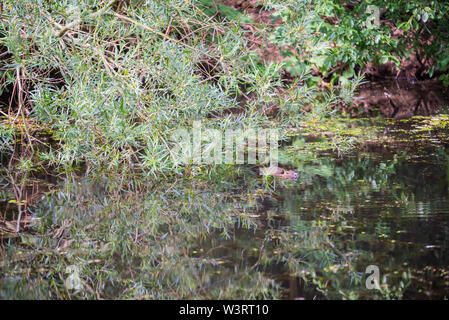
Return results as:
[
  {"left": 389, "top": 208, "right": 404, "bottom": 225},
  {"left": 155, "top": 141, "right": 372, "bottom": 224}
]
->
[
  {"left": 0, "top": 0, "right": 358, "bottom": 175},
  {"left": 0, "top": 123, "right": 14, "bottom": 163},
  {"left": 266, "top": 0, "right": 449, "bottom": 84},
  {"left": 0, "top": 0, "right": 285, "bottom": 175},
  {"left": 198, "top": 0, "right": 255, "bottom": 23}
]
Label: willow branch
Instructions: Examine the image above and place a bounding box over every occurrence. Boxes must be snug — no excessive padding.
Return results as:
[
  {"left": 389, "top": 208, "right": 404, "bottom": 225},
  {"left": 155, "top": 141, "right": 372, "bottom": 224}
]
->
[{"left": 56, "top": 0, "right": 118, "bottom": 37}]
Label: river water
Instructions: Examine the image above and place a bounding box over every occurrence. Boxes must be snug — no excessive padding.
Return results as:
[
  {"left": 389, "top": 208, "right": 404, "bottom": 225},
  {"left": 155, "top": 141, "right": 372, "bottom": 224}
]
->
[{"left": 1, "top": 116, "right": 449, "bottom": 299}]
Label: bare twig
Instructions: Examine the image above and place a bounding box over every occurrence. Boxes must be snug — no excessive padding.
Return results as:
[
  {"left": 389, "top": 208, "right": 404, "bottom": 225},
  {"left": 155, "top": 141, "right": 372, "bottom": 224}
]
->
[
  {"left": 112, "top": 12, "right": 211, "bottom": 57},
  {"left": 56, "top": 0, "right": 118, "bottom": 37},
  {"left": 14, "top": 67, "right": 34, "bottom": 154},
  {"left": 251, "top": 238, "right": 266, "bottom": 270}
]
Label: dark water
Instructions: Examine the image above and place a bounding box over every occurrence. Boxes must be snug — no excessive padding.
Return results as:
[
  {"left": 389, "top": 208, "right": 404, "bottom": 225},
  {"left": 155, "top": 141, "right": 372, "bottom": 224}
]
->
[
  {"left": 1, "top": 118, "right": 449, "bottom": 299},
  {"left": 270, "top": 153, "right": 449, "bottom": 299}
]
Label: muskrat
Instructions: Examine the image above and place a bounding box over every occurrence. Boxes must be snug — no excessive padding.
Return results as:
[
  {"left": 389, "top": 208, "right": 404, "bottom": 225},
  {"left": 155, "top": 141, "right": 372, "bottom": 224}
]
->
[{"left": 260, "top": 166, "right": 299, "bottom": 180}]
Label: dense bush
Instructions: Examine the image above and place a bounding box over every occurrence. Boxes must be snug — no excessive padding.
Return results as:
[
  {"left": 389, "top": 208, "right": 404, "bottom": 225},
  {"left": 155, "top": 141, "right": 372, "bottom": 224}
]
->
[
  {"left": 2, "top": 0, "right": 446, "bottom": 176},
  {"left": 267, "top": 0, "right": 449, "bottom": 85},
  {"left": 0, "top": 0, "right": 354, "bottom": 176}
]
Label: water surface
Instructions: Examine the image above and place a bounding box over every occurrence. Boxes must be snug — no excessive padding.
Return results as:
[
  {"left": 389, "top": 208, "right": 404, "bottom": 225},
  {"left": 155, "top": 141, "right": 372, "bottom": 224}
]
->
[{"left": 1, "top": 117, "right": 449, "bottom": 299}]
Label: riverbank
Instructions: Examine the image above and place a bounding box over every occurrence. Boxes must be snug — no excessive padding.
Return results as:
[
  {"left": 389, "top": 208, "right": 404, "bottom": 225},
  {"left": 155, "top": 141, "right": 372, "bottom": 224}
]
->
[{"left": 1, "top": 0, "right": 449, "bottom": 299}]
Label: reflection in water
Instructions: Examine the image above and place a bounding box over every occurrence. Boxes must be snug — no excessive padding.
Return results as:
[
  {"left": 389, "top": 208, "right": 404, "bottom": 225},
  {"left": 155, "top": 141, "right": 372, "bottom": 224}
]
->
[
  {"left": 1, "top": 169, "right": 282, "bottom": 299},
  {"left": 276, "top": 152, "right": 449, "bottom": 299},
  {"left": 1, "top": 125, "right": 449, "bottom": 299}
]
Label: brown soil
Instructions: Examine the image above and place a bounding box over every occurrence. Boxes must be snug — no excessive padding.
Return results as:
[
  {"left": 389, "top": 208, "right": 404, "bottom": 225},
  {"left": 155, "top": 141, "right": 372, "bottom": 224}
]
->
[{"left": 354, "top": 80, "right": 449, "bottom": 119}]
